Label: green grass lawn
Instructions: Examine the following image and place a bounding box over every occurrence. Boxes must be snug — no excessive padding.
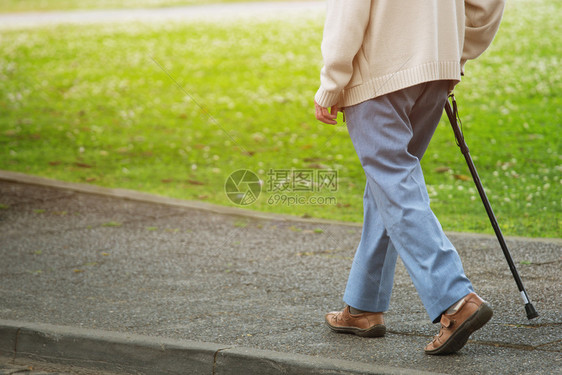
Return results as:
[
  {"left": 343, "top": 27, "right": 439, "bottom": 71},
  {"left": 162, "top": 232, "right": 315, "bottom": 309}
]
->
[
  {"left": 0, "top": 0, "right": 560, "bottom": 237},
  {"left": 0, "top": 0, "right": 301, "bottom": 13}
]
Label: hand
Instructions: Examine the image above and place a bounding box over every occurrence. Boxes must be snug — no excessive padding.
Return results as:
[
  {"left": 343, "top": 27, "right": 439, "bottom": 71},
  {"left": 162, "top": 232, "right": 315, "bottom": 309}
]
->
[{"left": 315, "top": 101, "right": 340, "bottom": 125}]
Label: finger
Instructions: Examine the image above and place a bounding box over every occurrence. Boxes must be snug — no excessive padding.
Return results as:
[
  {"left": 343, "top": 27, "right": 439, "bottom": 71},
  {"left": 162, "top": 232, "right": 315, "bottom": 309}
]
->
[
  {"left": 315, "top": 102, "right": 337, "bottom": 125},
  {"left": 315, "top": 106, "right": 327, "bottom": 122},
  {"left": 319, "top": 107, "right": 337, "bottom": 125},
  {"left": 315, "top": 104, "right": 324, "bottom": 119}
]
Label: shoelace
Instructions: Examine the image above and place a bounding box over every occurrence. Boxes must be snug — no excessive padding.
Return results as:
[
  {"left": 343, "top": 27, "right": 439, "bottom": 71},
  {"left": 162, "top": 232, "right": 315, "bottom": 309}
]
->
[{"left": 333, "top": 311, "right": 345, "bottom": 323}]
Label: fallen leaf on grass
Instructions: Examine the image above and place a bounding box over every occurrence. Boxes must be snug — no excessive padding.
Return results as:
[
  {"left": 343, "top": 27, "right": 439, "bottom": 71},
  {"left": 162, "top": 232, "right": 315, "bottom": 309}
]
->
[
  {"left": 3, "top": 129, "right": 17, "bottom": 136},
  {"left": 74, "top": 162, "right": 93, "bottom": 168},
  {"left": 48, "top": 161, "right": 62, "bottom": 166},
  {"left": 306, "top": 163, "right": 329, "bottom": 169},
  {"left": 435, "top": 167, "right": 451, "bottom": 173},
  {"left": 303, "top": 156, "right": 327, "bottom": 162},
  {"left": 453, "top": 174, "right": 471, "bottom": 181},
  {"left": 187, "top": 179, "right": 205, "bottom": 185}
]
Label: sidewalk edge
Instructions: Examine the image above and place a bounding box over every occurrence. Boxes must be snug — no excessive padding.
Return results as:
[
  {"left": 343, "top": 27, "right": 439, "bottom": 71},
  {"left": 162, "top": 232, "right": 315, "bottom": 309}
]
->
[
  {"left": 1, "top": 169, "right": 560, "bottom": 245},
  {"left": 0, "top": 170, "right": 360, "bottom": 227},
  {"left": 0, "top": 320, "right": 445, "bottom": 375}
]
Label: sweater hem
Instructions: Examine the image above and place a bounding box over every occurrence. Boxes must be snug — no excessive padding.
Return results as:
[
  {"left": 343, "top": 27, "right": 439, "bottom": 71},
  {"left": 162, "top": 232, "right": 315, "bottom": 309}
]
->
[{"left": 341, "top": 61, "right": 462, "bottom": 108}]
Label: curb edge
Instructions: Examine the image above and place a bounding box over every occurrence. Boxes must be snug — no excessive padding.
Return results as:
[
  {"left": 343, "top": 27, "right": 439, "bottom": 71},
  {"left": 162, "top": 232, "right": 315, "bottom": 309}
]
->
[
  {"left": 0, "top": 320, "right": 444, "bottom": 375},
  {"left": 1, "top": 170, "right": 560, "bottom": 245}
]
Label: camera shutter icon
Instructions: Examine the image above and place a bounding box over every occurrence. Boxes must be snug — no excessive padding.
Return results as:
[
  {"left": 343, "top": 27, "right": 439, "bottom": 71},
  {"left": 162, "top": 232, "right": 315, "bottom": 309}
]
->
[{"left": 225, "top": 169, "right": 261, "bottom": 205}]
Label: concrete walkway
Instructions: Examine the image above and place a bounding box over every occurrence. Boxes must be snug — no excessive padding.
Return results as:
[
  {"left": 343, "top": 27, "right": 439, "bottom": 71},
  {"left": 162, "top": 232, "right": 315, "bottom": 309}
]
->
[
  {"left": 0, "top": 170, "right": 560, "bottom": 374},
  {"left": 0, "top": 1, "right": 324, "bottom": 29}
]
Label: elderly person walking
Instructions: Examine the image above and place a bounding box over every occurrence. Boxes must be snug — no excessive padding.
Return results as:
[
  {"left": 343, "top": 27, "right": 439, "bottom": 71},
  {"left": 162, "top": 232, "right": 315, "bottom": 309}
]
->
[{"left": 314, "top": 0, "right": 505, "bottom": 354}]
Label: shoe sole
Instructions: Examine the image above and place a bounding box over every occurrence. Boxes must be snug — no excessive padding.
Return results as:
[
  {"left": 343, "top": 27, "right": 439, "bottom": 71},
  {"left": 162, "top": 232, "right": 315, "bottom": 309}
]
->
[
  {"left": 325, "top": 321, "right": 386, "bottom": 338},
  {"left": 425, "top": 302, "right": 493, "bottom": 355}
]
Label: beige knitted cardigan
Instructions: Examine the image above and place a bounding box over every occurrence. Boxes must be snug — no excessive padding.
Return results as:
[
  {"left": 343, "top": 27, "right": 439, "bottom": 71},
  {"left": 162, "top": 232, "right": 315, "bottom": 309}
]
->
[{"left": 315, "top": 0, "right": 505, "bottom": 108}]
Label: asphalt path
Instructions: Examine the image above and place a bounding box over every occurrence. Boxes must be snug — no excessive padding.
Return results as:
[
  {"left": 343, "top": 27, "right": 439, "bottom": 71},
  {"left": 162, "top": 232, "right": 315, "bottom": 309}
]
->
[{"left": 0, "top": 172, "right": 560, "bottom": 374}]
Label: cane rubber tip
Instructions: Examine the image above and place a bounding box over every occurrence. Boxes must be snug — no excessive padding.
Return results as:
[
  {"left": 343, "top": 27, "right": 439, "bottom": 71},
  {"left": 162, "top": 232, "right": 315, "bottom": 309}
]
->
[{"left": 525, "top": 303, "right": 539, "bottom": 320}]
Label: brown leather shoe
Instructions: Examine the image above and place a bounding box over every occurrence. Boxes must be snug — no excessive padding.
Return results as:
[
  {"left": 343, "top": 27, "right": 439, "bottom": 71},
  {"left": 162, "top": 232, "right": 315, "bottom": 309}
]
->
[
  {"left": 425, "top": 293, "right": 493, "bottom": 355},
  {"left": 325, "top": 306, "right": 386, "bottom": 337}
]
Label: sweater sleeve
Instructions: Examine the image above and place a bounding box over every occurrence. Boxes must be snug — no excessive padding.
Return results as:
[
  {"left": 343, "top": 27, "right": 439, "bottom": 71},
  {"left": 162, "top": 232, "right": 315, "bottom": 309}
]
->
[
  {"left": 462, "top": 0, "right": 505, "bottom": 65},
  {"left": 315, "top": 0, "right": 372, "bottom": 108}
]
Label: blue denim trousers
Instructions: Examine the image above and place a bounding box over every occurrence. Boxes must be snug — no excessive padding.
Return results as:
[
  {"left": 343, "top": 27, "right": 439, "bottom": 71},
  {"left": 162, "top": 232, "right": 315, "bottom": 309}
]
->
[{"left": 343, "top": 80, "right": 473, "bottom": 323}]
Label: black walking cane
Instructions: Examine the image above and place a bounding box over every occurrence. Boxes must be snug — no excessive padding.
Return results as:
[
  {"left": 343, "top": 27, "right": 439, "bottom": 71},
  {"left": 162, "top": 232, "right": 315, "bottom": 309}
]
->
[{"left": 444, "top": 94, "right": 539, "bottom": 320}]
